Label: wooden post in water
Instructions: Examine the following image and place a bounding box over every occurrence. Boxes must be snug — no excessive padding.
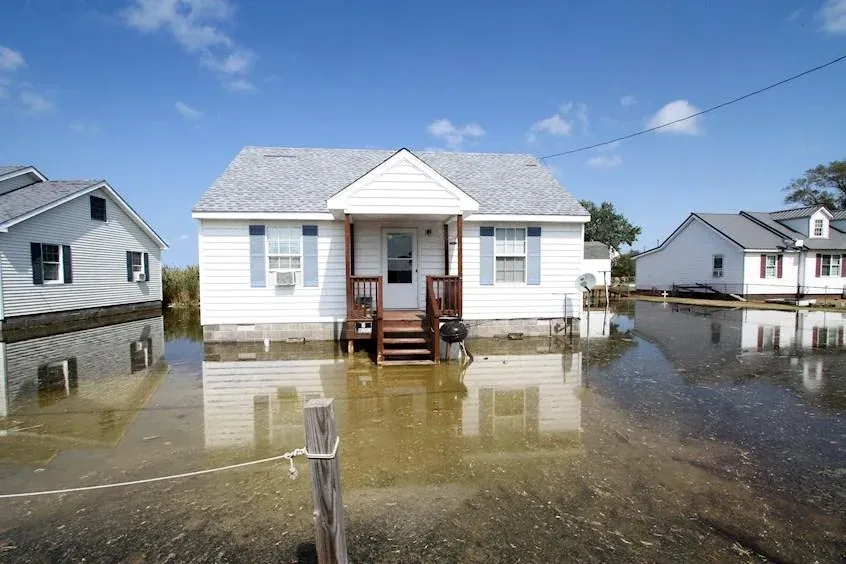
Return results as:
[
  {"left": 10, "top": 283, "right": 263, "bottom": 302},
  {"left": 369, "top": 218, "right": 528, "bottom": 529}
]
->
[{"left": 304, "top": 398, "right": 348, "bottom": 564}]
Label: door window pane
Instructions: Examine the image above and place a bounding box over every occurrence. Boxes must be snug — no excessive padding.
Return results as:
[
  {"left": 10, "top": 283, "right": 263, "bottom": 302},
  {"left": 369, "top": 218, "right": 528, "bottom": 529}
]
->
[{"left": 387, "top": 233, "right": 413, "bottom": 284}]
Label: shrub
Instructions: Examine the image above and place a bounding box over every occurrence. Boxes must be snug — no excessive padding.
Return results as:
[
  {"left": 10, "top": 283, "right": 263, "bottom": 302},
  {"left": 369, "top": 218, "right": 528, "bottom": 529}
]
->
[{"left": 163, "top": 265, "right": 199, "bottom": 306}]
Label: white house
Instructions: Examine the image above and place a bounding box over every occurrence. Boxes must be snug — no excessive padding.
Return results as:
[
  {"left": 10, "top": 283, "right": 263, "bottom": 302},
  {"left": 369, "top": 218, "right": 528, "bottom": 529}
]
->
[
  {"left": 0, "top": 165, "right": 168, "bottom": 338},
  {"left": 634, "top": 206, "right": 846, "bottom": 298},
  {"left": 193, "top": 147, "right": 590, "bottom": 364}
]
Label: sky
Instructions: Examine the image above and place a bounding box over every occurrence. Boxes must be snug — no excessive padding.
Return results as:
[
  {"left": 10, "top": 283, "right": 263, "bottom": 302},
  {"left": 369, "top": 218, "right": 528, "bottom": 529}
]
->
[{"left": 1, "top": 0, "right": 845, "bottom": 265}]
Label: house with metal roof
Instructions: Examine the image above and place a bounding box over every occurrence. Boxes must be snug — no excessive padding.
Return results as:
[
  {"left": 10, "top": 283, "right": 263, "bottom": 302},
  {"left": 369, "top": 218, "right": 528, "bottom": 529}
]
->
[
  {"left": 192, "top": 147, "right": 590, "bottom": 364},
  {"left": 634, "top": 205, "right": 846, "bottom": 298},
  {"left": 0, "top": 165, "right": 167, "bottom": 338}
]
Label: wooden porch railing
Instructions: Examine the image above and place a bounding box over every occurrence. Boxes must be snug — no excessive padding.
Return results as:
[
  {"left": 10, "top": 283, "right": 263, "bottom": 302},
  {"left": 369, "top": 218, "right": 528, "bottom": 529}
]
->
[
  {"left": 347, "top": 276, "right": 383, "bottom": 358},
  {"left": 425, "top": 275, "right": 462, "bottom": 363}
]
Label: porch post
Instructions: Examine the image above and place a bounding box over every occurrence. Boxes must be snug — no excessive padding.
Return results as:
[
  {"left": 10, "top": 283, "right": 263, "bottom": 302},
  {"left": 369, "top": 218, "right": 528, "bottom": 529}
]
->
[
  {"left": 457, "top": 214, "right": 463, "bottom": 280},
  {"left": 443, "top": 224, "right": 450, "bottom": 276},
  {"left": 457, "top": 214, "right": 463, "bottom": 318},
  {"left": 344, "top": 213, "right": 353, "bottom": 353}
]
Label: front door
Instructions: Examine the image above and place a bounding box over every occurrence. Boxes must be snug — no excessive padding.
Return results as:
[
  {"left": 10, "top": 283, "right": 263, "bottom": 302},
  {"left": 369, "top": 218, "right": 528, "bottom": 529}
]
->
[{"left": 382, "top": 229, "right": 418, "bottom": 309}]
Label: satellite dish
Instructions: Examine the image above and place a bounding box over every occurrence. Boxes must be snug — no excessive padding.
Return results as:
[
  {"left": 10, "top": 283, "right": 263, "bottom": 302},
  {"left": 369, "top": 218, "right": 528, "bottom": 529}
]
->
[{"left": 575, "top": 273, "right": 597, "bottom": 293}]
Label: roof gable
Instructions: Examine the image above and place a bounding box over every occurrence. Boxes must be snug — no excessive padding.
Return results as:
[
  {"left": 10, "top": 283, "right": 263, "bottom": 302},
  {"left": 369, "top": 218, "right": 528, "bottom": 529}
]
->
[
  {"left": 0, "top": 180, "right": 168, "bottom": 249},
  {"left": 326, "top": 149, "right": 479, "bottom": 215}
]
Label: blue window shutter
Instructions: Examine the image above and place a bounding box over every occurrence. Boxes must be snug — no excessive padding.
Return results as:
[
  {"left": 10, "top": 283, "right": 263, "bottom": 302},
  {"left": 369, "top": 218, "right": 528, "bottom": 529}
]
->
[
  {"left": 249, "top": 225, "right": 266, "bottom": 288},
  {"left": 479, "top": 226, "right": 494, "bottom": 286},
  {"left": 62, "top": 245, "right": 73, "bottom": 284},
  {"left": 31, "top": 243, "right": 43, "bottom": 285},
  {"left": 143, "top": 252, "right": 149, "bottom": 280},
  {"left": 126, "top": 251, "right": 133, "bottom": 282},
  {"left": 527, "top": 227, "right": 541, "bottom": 285},
  {"left": 302, "top": 225, "right": 318, "bottom": 287}
]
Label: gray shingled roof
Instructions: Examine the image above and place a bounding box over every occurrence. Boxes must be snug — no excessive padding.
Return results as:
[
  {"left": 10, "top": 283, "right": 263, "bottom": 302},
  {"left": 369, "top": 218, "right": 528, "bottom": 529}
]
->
[
  {"left": 743, "top": 212, "right": 846, "bottom": 250},
  {"left": 769, "top": 205, "right": 826, "bottom": 220},
  {"left": 0, "top": 165, "right": 28, "bottom": 176},
  {"left": 193, "top": 146, "right": 588, "bottom": 216},
  {"left": 831, "top": 210, "right": 846, "bottom": 220},
  {"left": 0, "top": 180, "right": 101, "bottom": 224},
  {"left": 694, "top": 214, "right": 788, "bottom": 249},
  {"left": 584, "top": 241, "right": 611, "bottom": 260}
]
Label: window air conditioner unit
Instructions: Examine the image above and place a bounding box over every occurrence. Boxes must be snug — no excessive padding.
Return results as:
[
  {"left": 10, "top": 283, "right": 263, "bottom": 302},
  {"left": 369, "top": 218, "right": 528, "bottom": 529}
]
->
[
  {"left": 133, "top": 341, "right": 145, "bottom": 351},
  {"left": 133, "top": 272, "right": 147, "bottom": 282},
  {"left": 712, "top": 269, "right": 723, "bottom": 278},
  {"left": 274, "top": 270, "right": 298, "bottom": 286}
]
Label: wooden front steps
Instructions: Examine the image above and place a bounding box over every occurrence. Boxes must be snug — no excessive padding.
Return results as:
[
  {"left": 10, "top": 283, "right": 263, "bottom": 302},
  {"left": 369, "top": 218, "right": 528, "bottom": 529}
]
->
[{"left": 380, "top": 310, "right": 433, "bottom": 365}]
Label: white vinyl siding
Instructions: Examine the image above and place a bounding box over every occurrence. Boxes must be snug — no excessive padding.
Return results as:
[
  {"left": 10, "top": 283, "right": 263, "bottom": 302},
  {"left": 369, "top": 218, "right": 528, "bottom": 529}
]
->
[
  {"left": 635, "top": 217, "right": 743, "bottom": 293},
  {"left": 199, "top": 220, "right": 344, "bottom": 325},
  {"left": 459, "top": 222, "right": 583, "bottom": 320},
  {"left": 0, "top": 188, "right": 162, "bottom": 318},
  {"left": 199, "top": 217, "right": 585, "bottom": 326}
]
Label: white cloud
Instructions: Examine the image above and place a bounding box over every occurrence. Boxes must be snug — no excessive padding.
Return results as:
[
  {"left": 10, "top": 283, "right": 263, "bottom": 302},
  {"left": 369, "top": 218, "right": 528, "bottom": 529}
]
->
[
  {"left": 647, "top": 99, "right": 701, "bottom": 135},
  {"left": 596, "top": 141, "right": 620, "bottom": 152},
  {"left": 426, "top": 118, "right": 485, "bottom": 148},
  {"left": 175, "top": 100, "right": 202, "bottom": 119},
  {"left": 0, "top": 46, "right": 25, "bottom": 71},
  {"left": 70, "top": 120, "right": 99, "bottom": 134},
  {"left": 526, "top": 101, "right": 588, "bottom": 141},
  {"left": 224, "top": 78, "right": 255, "bottom": 92},
  {"left": 820, "top": 0, "right": 846, "bottom": 33},
  {"left": 123, "top": 0, "right": 256, "bottom": 90},
  {"left": 179, "top": 233, "right": 190, "bottom": 240},
  {"left": 586, "top": 154, "right": 623, "bottom": 168},
  {"left": 19, "top": 91, "right": 53, "bottom": 114},
  {"left": 620, "top": 95, "right": 636, "bottom": 107},
  {"left": 786, "top": 8, "right": 804, "bottom": 21}
]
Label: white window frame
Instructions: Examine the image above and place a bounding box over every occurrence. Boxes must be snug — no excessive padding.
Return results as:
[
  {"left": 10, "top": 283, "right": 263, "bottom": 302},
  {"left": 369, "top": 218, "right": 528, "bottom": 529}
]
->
[
  {"left": 266, "top": 226, "right": 303, "bottom": 284},
  {"left": 128, "top": 251, "right": 146, "bottom": 275},
  {"left": 494, "top": 227, "right": 527, "bottom": 284},
  {"left": 820, "top": 254, "right": 841, "bottom": 277},
  {"left": 712, "top": 254, "right": 723, "bottom": 278},
  {"left": 41, "top": 243, "right": 63, "bottom": 284},
  {"left": 764, "top": 254, "right": 778, "bottom": 279},
  {"left": 813, "top": 218, "right": 825, "bottom": 238}
]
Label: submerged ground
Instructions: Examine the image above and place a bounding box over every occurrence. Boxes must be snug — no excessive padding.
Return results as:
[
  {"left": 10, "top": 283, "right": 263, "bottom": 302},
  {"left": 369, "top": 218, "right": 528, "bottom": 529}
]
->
[{"left": 0, "top": 301, "right": 844, "bottom": 563}]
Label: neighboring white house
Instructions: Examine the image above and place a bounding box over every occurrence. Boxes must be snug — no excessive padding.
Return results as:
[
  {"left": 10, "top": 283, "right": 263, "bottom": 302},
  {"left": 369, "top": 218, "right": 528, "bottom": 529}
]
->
[
  {"left": 582, "top": 241, "right": 613, "bottom": 287},
  {"left": 634, "top": 206, "right": 846, "bottom": 297},
  {"left": 193, "top": 147, "right": 590, "bottom": 361},
  {"left": 0, "top": 165, "right": 168, "bottom": 336}
]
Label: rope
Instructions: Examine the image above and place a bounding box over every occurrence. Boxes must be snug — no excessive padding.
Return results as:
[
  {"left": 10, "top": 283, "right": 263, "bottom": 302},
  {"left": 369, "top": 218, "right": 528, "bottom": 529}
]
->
[{"left": 0, "top": 439, "right": 341, "bottom": 499}]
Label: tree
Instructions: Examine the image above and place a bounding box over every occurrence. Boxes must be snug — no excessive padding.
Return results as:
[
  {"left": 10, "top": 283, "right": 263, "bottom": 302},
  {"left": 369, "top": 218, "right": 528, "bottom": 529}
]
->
[
  {"left": 580, "top": 200, "right": 642, "bottom": 250},
  {"left": 783, "top": 160, "right": 846, "bottom": 209},
  {"left": 611, "top": 252, "right": 636, "bottom": 278}
]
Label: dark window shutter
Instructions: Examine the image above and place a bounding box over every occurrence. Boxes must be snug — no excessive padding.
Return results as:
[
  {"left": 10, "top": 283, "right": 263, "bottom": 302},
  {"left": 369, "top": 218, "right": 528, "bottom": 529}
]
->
[
  {"left": 126, "top": 251, "right": 133, "bottom": 282},
  {"left": 143, "top": 252, "right": 149, "bottom": 280},
  {"left": 812, "top": 327, "right": 819, "bottom": 348},
  {"left": 527, "top": 227, "right": 541, "bottom": 285},
  {"left": 756, "top": 326, "right": 764, "bottom": 351},
  {"left": 62, "top": 245, "right": 73, "bottom": 283},
  {"left": 776, "top": 254, "right": 783, "bottom": 279},
  {"left": 842, "top": 255, "right": 845, "bottom": 278},
  {"left": 479, "top": 227, "right": 494, "bottom": 286},
  {"left": 302, "top": 225, "right": 318, "bottom": 287},
  {"left": 759, "top": 254, "right": 766, "bottom": 278},
  {"left": 815, "top": 254, "right": 822, "bottom": 277},
  {"left": 249, "top": 225, "right": 266, "bottom": 288},
  {"left": 31, "top": 242, "right": 43, "bottom": 285}
]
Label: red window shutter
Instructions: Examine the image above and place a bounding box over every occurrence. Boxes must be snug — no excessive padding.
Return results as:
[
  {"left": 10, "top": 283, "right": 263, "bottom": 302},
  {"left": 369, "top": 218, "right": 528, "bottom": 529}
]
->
[
  {"left": 760, "top": 254, "right": 766, "bottom": 278},
  {"left": 776, "top": 255, "right": 783, "bottom": 278},
  {"left": 815, "top": 254, "right": 822, "bottom": 277}
]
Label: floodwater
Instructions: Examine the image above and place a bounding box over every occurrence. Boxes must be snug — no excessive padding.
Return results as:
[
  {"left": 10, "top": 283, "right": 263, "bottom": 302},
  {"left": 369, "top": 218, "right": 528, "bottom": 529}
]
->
[{"left": 0, "top": 302, "right": 844, "bottom": 563}]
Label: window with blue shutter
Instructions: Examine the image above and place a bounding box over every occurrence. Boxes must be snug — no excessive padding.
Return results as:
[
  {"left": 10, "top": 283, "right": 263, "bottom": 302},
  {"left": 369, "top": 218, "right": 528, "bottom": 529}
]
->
[
  {"left": 302, "top": 225, "right": 318, "bottom": 287},
  {"left": 479, "top": 227, "right": 494, "bottom": 285},
  {"left": 249, "top": 225, "right": 266, "bottom": 288},
  {"left": 526, "top": 227, "right": 541, "bottom": 285}
]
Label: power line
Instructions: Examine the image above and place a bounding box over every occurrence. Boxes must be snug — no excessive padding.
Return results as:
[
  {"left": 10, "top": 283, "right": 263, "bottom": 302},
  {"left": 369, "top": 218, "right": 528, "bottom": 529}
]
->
[{"left": 539, "top": 53, "right": 846, "bottom": 160}]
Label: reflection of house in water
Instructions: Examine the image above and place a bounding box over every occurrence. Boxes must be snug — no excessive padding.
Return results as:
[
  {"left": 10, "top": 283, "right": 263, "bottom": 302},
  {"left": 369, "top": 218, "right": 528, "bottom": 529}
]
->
[
  {"left": 0, "top": 317, "right": 166, "bottom": 456},
  {"left": 634, "top": 300, "right": 846, "bottom": 395},
  {"left": 579, "top": 308, "right": 617, "bottom": 339},
  {"left": 201, "top": 347, "right": 582, "bottom": 453}
]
